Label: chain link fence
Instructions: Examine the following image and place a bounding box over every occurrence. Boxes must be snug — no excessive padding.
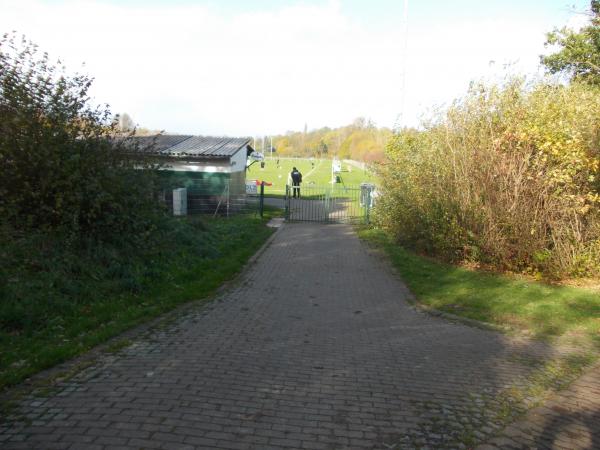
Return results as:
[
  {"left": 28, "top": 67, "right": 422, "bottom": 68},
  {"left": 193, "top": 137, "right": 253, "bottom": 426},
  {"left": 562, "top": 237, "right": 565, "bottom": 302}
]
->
[{"left": 161, "top": 179, "right": 259, "bottom": 217}]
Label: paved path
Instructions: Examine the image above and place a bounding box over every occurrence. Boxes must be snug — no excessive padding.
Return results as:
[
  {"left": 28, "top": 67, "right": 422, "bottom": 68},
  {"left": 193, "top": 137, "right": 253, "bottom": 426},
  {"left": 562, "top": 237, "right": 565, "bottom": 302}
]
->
[
  {"left": 0, "top": 224, "right": 597, "bottom": 449},
  {"left": 477, "top": 360, "right": 600, "bottom": 450}
]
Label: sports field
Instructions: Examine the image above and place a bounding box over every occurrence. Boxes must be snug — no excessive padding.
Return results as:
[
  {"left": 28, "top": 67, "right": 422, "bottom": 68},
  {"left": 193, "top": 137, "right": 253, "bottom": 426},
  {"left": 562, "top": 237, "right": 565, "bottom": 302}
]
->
[{"left": 246, "top": 158, "right": 377, "bottom": 195}]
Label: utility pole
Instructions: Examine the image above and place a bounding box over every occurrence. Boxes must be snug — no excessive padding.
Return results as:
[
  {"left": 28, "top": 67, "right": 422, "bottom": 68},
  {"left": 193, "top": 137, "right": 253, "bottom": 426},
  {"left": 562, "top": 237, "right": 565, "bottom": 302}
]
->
[{"left": 394, "top": 0, "right": 409, "bottom": 131}]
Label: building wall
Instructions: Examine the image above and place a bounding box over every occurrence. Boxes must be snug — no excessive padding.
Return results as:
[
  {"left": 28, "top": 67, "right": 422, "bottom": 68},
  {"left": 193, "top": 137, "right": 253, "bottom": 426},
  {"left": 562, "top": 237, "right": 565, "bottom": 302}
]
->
[
  {"left": 229, "top": 148, "right": 247, "bottom": 173},
  {"left": 159, "top": 171, "right": 245, "bottom": 196},
  {"left": 228, "top": 171, "right": 246, "bottom": 195},
  {"left": 158, "top": 170, "right": 229, "bottom": 195},
  {"left": 164, "top": 160, "right": 230, "bottom": 174},
  {"left": 158, "top": 149, "right": 247, "bottom": 195},
  {"left": 163, "top": 147, "right": 246, "bottom": 174}
]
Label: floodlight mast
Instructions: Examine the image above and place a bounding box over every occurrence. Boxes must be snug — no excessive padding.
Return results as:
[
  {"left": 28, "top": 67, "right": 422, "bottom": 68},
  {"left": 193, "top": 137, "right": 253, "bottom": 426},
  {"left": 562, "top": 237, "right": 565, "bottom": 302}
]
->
[
  {"left": 331, "top": 159, "right": 334, "bottom": 184},
  {"left": 394, "top": 0, "right": 409, "bottom": 131}
]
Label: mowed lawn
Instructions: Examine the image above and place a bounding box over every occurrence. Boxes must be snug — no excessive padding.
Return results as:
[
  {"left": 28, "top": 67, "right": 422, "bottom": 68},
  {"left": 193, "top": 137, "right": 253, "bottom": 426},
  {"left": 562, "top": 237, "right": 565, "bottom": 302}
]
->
[
  {"left": 247, "top": 158, "right": 377, "bottom": 195},
  {"left": 359, "top": 228, "right": 600, "bottom": 350}
]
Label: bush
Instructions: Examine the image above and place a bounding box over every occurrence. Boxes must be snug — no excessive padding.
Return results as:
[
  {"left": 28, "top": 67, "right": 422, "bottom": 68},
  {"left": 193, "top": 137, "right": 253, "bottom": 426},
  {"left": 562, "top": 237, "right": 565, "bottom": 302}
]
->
[
  {"left": 0, "top": 33, "right": 162, "bottom": 239},
  {"left": 0, "top": 215, "right": 218, "bottom": 333},
  {"left": 376, "top": 79, "right": 600, "bottom": 278},
  {"left": 0, "top": 214, "right": 274, "bottom": 389}
]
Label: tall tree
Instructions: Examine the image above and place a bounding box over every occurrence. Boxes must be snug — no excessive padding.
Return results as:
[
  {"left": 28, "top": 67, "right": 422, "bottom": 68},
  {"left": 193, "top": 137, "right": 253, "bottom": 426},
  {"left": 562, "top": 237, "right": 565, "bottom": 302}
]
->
[
  {"left": 541, "top": 1, "right": 600, "bottom": 84},
  {"left": 0, "top": 33, "right": 160, "bottom": 236}
]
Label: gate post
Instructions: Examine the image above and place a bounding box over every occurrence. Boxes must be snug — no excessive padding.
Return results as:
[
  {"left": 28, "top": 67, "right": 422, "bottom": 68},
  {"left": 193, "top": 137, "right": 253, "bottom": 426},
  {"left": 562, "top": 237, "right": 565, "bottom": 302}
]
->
[
  {"left": 361, "top": 183, "right": 374, "bottom": 225},
  {"left": 285, "top": 184, "right": 290, "bottom": 220},
  {"left": 365, "top": 191, "right": 370, "bottom": 224},
  {"left": 226, "top": 182, "right": 230, "bottom": 217},
  {"left": 259, "top": 181, "right": 265, "bottom": 217}
]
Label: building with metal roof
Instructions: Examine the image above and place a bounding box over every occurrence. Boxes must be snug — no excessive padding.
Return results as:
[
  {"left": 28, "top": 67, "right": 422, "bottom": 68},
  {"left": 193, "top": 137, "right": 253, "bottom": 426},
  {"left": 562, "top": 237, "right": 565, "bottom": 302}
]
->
[
  {"left": 161, "top": 136, "right": 252, "bottom": 159},
  {"left": 129, "top": 135, "right": 255, "bottom": 202},
  {"left": 129, "top": 135, "right": 253, "bottom": 159},
  {"left": 129, "top": 134, "right": 194, "bottom": 153}
]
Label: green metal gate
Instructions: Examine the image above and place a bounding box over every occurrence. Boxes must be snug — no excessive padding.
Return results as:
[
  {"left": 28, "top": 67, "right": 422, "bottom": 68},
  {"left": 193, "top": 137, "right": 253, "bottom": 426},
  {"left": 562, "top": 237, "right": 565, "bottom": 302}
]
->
[{"left": 284, "top": 183, "right": 375, "bottom": 224}]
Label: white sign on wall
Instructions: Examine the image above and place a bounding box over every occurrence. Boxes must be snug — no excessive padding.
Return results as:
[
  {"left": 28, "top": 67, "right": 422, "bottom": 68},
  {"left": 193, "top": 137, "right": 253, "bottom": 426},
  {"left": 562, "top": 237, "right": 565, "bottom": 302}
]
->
[{"left": 245, "top": 181, "right": 258, "bottom": 195}]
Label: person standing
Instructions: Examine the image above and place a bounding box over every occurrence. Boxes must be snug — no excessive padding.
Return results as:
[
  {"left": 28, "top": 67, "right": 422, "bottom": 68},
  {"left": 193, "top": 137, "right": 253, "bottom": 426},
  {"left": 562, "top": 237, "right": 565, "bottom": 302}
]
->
[{"left": 290, "top": 166, "right": 302, "bottom": 198}]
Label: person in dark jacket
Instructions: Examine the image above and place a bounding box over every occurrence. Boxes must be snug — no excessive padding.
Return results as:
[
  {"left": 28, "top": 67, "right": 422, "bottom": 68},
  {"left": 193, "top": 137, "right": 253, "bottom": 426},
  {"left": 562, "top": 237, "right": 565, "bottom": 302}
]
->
[{"left": 290, "top": 167, "right": 302, "bottom": 198}]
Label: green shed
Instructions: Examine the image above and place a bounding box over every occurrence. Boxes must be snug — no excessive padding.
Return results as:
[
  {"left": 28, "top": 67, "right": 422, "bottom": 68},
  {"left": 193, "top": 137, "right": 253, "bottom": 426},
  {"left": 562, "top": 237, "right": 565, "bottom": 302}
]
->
[{"left": 131, "top": 135, "right": 254, "bottom": 214}]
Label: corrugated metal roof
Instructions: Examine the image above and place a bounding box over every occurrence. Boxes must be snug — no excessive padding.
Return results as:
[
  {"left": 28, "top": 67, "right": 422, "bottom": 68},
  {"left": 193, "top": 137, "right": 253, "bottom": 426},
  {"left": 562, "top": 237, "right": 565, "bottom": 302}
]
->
[
  {"left": 121, "top": 135, "right": 193, "bottom": 153},
  {"left": 128, "top": 135, "right": 250, "bottom": 158},
  {"left": 163, "top": 136, "right": 250, "bottom": 158}
]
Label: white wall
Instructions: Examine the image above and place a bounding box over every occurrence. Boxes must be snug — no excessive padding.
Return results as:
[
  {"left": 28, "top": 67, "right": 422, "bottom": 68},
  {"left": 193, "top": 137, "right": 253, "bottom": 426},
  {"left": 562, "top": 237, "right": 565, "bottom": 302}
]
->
[
  {"left": 161, "top": 148, "right": 247, "bottom": 174},
  {"left": 162, "top": 160, "right": 229, "bottom": 173},
  {"left": 229, "top": 148, "right": 247, "bottom": 173}
]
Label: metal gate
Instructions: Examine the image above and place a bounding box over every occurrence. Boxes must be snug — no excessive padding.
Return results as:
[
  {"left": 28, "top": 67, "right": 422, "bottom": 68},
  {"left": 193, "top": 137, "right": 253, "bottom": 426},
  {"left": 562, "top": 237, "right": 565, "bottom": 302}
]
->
[{"left": 284, "top": 183, "right": 375, "bottom": 224}]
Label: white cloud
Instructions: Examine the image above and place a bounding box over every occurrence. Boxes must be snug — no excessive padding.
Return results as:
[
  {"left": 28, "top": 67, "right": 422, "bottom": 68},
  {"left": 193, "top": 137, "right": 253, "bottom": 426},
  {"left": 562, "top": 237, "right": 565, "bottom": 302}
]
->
[{"left": 0, "top": 0, "right": 577, "bottom": 135}]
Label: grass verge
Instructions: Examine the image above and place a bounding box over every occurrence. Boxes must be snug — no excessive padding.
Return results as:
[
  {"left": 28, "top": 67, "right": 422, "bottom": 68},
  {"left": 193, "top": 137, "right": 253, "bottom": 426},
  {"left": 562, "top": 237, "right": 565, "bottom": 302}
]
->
[
  {"left": 358, "top": 228, "right": 600, "bottom": 350},
  {"left": 0, "top": 211, "right": 278, "bottom": 391}
]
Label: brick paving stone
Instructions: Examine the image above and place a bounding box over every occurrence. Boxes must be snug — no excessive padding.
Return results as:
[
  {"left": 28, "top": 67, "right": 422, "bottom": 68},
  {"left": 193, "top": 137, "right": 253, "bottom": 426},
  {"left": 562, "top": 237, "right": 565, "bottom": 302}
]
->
[
  {"left": 1, "top": 223, "right": 597, "bottom": 449},
  {"left": 477, "top": 361, "right": 600, "bottom": 450}
]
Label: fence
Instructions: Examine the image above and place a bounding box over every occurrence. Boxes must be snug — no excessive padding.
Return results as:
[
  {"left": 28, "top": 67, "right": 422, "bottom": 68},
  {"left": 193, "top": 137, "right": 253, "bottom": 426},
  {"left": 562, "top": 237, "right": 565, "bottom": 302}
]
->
[
  {"left": 161, "top": 179, "right": 259, "bottom": 217},
  {"left": 284, "top": 183, "right": 375, "bottom": 224}
]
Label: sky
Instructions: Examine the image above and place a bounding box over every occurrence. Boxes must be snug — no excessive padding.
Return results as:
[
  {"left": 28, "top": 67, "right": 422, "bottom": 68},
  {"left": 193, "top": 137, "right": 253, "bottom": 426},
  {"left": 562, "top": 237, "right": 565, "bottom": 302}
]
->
[{"left": 0, "top": 0, "right": 592, "bottom": 136}]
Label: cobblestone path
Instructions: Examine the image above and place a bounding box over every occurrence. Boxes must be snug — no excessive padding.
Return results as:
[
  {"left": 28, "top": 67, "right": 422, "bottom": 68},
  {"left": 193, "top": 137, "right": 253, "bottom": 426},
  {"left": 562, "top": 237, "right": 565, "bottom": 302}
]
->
[
  {"left": 1, "top": 224, "right": 597, "bottom": 449},
  {"left": 477, "top": 360, "right": 600, "bottom": 450}
]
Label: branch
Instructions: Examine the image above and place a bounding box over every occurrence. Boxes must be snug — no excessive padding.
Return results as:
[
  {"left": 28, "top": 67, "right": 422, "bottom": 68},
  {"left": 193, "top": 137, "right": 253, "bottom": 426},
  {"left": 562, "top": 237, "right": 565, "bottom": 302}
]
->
[{"left": 581, "top": 59, "right": 600, "bottom": 73}]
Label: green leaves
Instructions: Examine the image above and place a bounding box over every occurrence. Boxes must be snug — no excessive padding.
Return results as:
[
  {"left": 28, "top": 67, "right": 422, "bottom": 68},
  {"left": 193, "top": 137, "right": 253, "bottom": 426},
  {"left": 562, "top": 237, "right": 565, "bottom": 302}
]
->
[
  {"left": 0, "top": 33, "right": 162, "bottom": 240},
  {"left": 541, "top": 1, "right": 600, "bottom": 85}
]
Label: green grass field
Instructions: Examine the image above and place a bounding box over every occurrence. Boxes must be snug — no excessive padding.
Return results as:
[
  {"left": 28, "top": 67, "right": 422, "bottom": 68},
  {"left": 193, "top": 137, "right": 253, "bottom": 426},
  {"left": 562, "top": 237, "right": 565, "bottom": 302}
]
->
[
  {"left": 359, "top": 228, "right": 600, "bottom": 351},
  {"left": 247, "top": 158, "right": 377, "bottom": 195}
]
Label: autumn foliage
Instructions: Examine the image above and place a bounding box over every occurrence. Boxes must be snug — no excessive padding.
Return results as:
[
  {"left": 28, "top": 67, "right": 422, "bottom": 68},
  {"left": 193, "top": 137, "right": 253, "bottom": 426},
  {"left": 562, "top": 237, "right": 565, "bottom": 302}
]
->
[
  {"left": 272, "top": 118, "right": 392, "bottom": 162},
  {"left": 375, "top": 80, "right": 600, "bottom": 278}
]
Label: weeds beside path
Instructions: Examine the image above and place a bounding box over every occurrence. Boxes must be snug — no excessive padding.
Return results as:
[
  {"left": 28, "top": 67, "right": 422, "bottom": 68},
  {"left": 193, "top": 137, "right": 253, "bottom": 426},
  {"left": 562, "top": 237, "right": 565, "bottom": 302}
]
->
[
  {"left": 0, "top": 213, "right": 277, "bottom": 391},
  {"left": 358, "top": 228, "right": 600, "bottom": 352}
]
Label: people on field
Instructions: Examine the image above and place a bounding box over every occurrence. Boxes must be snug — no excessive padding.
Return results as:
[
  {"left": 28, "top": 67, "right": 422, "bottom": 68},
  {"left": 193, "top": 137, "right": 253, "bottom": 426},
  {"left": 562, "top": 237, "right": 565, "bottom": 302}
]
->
[{"left": 290, "top": 167, "right": 302, "bottom": 198}]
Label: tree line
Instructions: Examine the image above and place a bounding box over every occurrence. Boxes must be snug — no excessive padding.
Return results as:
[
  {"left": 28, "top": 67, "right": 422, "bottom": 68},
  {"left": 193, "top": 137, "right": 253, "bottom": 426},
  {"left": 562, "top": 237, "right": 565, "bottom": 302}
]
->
[{"left": 269, "top": 118, "right": 392, "bottom": 162}]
